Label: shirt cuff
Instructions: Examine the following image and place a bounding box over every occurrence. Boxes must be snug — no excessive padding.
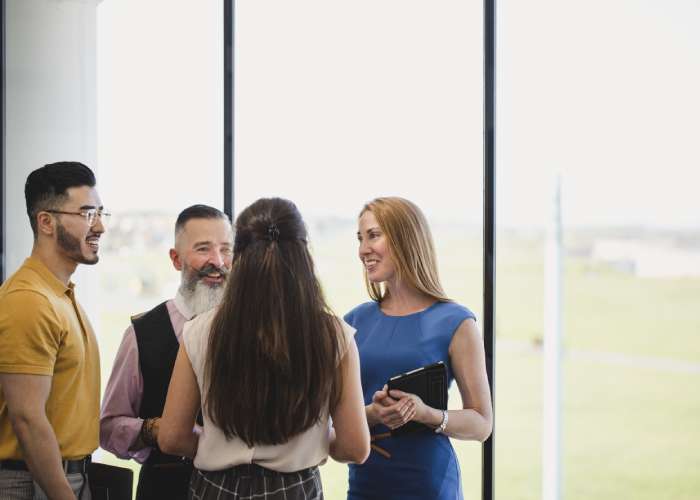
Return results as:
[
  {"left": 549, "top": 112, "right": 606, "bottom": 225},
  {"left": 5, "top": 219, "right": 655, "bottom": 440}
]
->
[{"left": 101, "top": 416, "right": 153, "bottom": 464}]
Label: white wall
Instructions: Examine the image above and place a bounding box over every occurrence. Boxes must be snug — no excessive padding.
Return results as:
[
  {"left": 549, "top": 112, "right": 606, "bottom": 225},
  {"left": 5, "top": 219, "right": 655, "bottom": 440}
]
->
[{"left": 4, "top": 0, "right": 99, "bottom": 311}]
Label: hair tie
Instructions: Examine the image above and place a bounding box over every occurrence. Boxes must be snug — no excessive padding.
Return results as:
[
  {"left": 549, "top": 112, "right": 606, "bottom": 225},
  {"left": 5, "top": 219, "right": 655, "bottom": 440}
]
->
[{"left": 267, "top": 223, "right": 280, "bottom": 242}]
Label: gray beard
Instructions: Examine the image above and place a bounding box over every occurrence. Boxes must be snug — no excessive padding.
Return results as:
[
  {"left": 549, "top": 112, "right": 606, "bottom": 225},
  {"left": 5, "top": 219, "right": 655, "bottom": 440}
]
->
[{"left": 179, "top": 279, "right": 225, "bottom": 316}]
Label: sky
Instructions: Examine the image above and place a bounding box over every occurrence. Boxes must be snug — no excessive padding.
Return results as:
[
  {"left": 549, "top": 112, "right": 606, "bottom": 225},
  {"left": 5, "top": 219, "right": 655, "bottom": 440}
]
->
[{"left": 97, "top": 0, "right": 700, "bottom": 230}]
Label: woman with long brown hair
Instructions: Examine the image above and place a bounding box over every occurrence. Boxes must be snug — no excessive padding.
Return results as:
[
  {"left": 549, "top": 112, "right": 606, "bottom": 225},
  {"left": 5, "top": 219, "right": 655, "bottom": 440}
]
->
[
  {"left": 346, "top": 197, "right": 492, "bottom": 499},
  {"left": 158, "top": 197, "right": 369, "bottom": 499}
]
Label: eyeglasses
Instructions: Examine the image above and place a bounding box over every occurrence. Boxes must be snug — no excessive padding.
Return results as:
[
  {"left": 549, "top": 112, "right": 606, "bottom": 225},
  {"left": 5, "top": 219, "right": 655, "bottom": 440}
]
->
[{"left": 45, "top": 209, "right": 111, "bottom": 227}]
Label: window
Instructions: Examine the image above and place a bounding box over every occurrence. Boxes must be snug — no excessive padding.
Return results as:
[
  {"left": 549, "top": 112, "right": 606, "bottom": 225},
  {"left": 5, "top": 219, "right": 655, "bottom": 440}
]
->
[
  {"left": 95, "top": 0, "right": 223, "bottom": 478},
  {"left": 234, "top": 1, "right": 485, "bottom": 496},
  {"left": 496, "top": 1, "right": 700, "bottom": 498}
]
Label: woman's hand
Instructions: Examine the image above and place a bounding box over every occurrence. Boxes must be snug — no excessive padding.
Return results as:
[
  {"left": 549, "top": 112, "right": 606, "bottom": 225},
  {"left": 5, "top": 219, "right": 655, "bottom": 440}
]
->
[
  {"left": 388, "top": 389, "right": 443, "bottom": 428},
  {"left": 366, "top": 385, "right": 416, "bottom": 429}
]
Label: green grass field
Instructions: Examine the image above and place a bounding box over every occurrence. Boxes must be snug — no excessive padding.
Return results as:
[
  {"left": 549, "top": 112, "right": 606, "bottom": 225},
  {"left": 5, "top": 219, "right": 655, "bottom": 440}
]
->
[{"left": 96, "top": 230, "right": 700, "bottom": 499}]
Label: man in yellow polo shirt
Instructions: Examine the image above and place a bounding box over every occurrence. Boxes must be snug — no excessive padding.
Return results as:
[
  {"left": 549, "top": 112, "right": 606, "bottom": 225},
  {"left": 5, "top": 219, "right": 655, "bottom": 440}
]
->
[{"left": 0, "top": 162, "right": 107, "bottom": 499}]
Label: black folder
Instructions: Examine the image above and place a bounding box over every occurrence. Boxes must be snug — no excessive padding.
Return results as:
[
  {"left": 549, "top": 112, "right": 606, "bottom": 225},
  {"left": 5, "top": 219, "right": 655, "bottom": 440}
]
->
[
  {"left": 88, "top": 462, "right": 134, "bottom": 500},
  {"left": 386, "top": 361, "right": 448, "bottom": 436}
]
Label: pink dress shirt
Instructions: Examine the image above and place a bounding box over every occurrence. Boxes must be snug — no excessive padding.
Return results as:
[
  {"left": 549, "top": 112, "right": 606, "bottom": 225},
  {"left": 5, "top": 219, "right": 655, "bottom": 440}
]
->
[{"left": 100, "top": 294, "right": 194, "bottom": 463}]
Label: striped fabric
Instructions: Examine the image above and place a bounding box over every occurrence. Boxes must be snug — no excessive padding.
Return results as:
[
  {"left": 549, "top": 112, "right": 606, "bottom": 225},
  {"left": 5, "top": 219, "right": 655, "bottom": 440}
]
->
[{"left": 189, "top": 465, "right": 322, "bottom": 500}]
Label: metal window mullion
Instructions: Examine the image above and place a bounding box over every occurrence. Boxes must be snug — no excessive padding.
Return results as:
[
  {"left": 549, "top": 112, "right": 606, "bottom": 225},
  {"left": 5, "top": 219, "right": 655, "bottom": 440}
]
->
[
  {"left": 482, "top": 0, "right": 496, "bottom": 499},
  {"left": 223, "top": 0, "right": 235, "bottom": 220}
]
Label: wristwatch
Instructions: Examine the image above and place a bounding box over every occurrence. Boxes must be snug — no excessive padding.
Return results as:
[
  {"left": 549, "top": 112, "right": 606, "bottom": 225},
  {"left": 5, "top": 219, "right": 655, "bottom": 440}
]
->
[{"left": 435, "top": 410, "right": 449, "bottom": 434}]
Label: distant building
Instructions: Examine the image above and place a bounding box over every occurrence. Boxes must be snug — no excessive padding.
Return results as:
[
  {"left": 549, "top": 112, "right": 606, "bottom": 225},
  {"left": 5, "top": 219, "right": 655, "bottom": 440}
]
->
[{"left": 592, "top": 239, "right": 700, "bottom": 278}]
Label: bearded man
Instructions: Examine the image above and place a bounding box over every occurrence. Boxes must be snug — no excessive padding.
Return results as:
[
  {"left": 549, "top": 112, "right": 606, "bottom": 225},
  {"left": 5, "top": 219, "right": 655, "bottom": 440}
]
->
[
  {"left": 0, "top": 161, "right": 106, "bottom": 499},
  {"left": 100, "top": 204, "right": 233, "bottom": 500}
]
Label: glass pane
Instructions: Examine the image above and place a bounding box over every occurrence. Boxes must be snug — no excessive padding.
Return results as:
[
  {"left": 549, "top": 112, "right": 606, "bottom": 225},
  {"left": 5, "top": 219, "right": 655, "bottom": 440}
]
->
[
  {"left": 95, "top": 0, "right": 223, "bottom": 483},
  {"left": 235, "top": 1, "right": 484, "bottom": 497},
  {"left": 497, "top": 1, "right": 700, "bottom": 498}
]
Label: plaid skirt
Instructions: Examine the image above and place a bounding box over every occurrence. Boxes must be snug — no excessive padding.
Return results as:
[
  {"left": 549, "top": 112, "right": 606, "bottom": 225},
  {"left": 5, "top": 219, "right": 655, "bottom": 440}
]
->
[{"left": 189, "top": 464, "right": 323, "bottom": 500}]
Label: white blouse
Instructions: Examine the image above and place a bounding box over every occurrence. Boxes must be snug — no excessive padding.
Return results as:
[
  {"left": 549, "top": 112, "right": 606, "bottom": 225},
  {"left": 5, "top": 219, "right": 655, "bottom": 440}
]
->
[{"left": 183, "top": 308, "right": 354, "bottom": 472}]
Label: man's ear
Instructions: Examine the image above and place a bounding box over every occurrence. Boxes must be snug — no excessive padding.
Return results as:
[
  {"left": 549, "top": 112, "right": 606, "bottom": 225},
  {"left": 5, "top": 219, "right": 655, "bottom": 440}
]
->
[
  {"left": 36, "top": 212, "right": 55, "bottom": 237},
  {"left": 169, "top": 248, "right": 183, "bottom": 271}
]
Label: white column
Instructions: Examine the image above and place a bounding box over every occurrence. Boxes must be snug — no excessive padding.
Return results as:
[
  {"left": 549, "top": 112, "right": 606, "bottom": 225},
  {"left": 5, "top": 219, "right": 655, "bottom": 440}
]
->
[
  {"left": 542, "top": 174, "right": 563, "bottom": 500},
  {"left": 4, "top": 0, "right": 100, "bottom": 311}
]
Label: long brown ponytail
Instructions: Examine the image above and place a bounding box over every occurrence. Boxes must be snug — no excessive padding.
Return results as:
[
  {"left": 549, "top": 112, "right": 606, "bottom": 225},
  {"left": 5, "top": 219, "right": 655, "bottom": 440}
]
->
[{"left": 204, "top": 198, "right": 342, "bottom": 446}]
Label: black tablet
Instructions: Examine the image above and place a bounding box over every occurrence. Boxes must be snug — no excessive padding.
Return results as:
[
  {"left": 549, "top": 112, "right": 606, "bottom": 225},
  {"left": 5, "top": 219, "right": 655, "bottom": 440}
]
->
[{"left": 386, "top": 361, "right": 448, "bottom": 435}]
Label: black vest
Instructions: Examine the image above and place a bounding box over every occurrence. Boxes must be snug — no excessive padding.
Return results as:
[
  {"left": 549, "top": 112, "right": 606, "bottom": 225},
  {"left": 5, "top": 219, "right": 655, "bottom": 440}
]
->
[
  {"left": 133, "top": 301, "right": 179, "bottom": 421},
  {"left": 132, "top": 301, "right": 193, "bottom": 499}
]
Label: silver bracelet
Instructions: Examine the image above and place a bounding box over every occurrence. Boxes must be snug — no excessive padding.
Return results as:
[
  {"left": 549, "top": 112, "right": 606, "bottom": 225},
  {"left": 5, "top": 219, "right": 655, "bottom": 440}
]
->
[{"left": 435, "top": 410, "right": 449, "bottom": 434}]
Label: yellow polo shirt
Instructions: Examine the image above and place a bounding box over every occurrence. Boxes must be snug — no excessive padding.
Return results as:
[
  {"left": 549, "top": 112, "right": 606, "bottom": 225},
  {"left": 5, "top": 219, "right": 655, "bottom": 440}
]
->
[{"left": 0, "top": 257, "right": 100, "bottom": 460}]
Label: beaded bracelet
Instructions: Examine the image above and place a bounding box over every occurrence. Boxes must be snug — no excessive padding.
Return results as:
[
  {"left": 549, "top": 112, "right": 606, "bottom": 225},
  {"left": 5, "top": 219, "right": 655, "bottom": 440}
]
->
[{"left": 140, "top": 417, "right": 159, "bottom": 447}]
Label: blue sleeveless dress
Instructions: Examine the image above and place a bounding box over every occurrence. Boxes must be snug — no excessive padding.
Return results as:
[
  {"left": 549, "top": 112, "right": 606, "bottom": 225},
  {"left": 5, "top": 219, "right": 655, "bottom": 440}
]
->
[{"left": 344, "top": 301, "right": 476, "bottom": 500}]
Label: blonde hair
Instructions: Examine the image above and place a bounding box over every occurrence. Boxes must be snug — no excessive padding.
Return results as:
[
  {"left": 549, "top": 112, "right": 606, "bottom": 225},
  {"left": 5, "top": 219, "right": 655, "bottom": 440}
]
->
[{"left": 360, "top": 197, "right": 449, "bottom": 303}]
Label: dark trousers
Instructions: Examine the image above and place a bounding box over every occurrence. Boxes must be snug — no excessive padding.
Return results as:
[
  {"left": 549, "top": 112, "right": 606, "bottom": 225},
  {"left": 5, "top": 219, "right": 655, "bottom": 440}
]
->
[{"left": 136, "top": 462, "right": 193, "bottom": 500}]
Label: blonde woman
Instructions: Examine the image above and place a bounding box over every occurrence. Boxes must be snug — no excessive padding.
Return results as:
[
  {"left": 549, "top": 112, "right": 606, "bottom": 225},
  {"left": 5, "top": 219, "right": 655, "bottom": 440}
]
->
[{"left": 345, "top": 197, "right": 492, "bottom": 500}]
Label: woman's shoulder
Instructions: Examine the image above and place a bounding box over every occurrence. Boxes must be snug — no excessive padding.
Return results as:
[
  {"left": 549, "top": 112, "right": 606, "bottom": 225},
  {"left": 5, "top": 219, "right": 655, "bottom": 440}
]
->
[
  {"left": 333, "top": 316, "right": 356, "bottom": 355},
  {"left": 431, "top": 301, "right": 477, "bottom": 323},
  {"left": 343, "top": 301, "right": 379, "bottom": 326},
  {"left": 182, "top": 308, "right": 218, "bottom": 356},
  {"left": 184, "top": 308, "right": 218, "bottom": 336},
  {"left": 337, "top": 316, "right": 356, "bottom": 336},
  {"left": 420, "top": 302, "right": 477, "bottom": 345}
]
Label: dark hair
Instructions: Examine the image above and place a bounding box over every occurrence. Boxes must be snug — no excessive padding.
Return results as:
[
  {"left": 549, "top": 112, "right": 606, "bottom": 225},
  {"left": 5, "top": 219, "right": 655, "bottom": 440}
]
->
[
  {"left": 205, "top": 197, "right": 343, "bottom": 446},
  {"left": 175, "top": 204, "right": 229, "bottom": 234},
  {"left": 24, "top": 162, "right": 96, "bottom": 236}
]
